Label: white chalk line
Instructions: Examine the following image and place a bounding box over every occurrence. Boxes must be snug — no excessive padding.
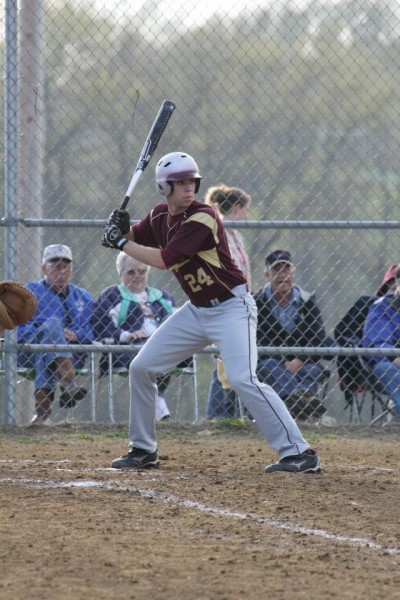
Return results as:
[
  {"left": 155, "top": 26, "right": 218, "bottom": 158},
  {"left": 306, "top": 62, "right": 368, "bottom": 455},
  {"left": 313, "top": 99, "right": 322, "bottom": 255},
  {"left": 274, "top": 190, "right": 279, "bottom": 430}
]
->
[
  {"left": 0, "top": 459, "right": 71, "bottom": 464},
  {"left": 1, "top": 458, "right": 398, "bottom": 474},
  {"left": 346, "top": 465, "right": 397, "bottom": 473},
  {"left": 1, "top": 475, "right": 399, "bottom": 556}
]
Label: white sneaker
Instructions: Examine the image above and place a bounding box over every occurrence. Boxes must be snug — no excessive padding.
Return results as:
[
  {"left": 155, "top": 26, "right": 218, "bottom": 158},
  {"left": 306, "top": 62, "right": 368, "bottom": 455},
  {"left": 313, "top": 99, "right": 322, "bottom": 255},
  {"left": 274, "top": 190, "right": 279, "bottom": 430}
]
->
[
  {"left": 29, "top": 413, "right": 52, "bottom": 426},
  {"left": 155, "top": 396, "right": 170, "bottom": 421},
  {"left": 320, "top": 415, "right": 337, "bottom": 427}
]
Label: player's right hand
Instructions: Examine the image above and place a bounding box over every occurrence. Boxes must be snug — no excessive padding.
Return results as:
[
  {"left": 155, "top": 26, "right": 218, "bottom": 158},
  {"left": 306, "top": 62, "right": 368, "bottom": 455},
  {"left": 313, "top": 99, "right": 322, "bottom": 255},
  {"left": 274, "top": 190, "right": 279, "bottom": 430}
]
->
[{"left": 108, "top": 209, "right": 131, "bottom": 234}]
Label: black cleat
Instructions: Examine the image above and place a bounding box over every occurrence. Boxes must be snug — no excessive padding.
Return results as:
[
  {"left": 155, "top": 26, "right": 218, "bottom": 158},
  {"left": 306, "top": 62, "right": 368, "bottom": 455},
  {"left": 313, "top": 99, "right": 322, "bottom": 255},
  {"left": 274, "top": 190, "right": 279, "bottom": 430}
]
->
[
  {"left": 59, "top": 387, "right": 87, "bottom": 408},
  {"left": 265, "top": 448, "right": 321, "bottom": 474},
  {"left": 111, "top": 447, "right": 160, "bottom": 469}
]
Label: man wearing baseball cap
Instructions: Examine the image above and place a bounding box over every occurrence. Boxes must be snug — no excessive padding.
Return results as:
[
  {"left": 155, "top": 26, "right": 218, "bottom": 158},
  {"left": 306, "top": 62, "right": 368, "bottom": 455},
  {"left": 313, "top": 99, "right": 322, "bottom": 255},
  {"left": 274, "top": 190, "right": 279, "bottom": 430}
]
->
[
  {"left": 254, "top": 249, "right": 333, "bottom": 420},
  {"left": 17, "top": 244, "right": 94, "bottom": 424},
  {"left": 264, "top": 249, "right": 293, "bottom": 269},
  {"left": 42, "top": 244, "right": 73, "bottom": 263}
]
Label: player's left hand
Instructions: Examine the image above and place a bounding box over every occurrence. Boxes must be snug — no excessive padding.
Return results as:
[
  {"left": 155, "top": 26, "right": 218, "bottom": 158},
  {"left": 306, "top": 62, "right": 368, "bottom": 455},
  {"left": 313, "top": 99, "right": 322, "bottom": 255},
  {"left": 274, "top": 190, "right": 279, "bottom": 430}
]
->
[
  {"left": 101, "top": 223, "right": 129, "bottom": 250},
  {"left": 108, "top": 209, "right": 131, "bottom": 234}
]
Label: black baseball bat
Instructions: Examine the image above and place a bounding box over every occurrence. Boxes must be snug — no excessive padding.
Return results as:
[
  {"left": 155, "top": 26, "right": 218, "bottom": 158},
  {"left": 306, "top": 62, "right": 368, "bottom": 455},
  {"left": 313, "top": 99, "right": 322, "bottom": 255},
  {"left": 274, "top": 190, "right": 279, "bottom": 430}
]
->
[{"left": 119, "top": 99, "right": 176, "bottom": 210}]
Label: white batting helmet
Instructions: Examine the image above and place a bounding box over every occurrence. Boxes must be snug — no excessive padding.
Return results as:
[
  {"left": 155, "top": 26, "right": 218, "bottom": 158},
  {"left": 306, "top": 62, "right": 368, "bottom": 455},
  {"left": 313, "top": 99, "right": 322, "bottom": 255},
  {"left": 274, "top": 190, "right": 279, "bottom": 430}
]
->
[{"left": 155, "top": 152, "right": 202, "bottom": 197}]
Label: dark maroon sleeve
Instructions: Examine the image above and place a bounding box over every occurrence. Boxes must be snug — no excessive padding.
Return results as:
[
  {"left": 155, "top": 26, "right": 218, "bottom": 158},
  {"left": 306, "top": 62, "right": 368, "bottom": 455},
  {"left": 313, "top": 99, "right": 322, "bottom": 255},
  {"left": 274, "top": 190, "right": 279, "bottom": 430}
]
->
[
  {"left": 161, "top": 219, "right": 214, "bottom": 267},
  {"left": 132, "top": 212, "right": 158, "bottom": 248}
]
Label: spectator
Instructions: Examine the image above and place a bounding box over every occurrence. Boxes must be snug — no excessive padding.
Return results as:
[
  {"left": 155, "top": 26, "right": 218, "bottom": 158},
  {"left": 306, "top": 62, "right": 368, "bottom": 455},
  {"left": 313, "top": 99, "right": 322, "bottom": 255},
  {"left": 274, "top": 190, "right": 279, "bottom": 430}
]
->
[
  {"left": 18, "top": 245, "right": 94, "bottom": 424},
  {"left": 254, "top": 249, "right": 333, "bottom": 420},
  {"left": 362, "top": 265, "right": 400, "bottom": 424},
  {"left": 335, "top": 263, "right": 398, "bottom": 404},
  {"left": 92, "top": 253, "right": 176, "bottom": 421},
  {"left": 204, "top": 184, "right": 251, "bottom": 419}
]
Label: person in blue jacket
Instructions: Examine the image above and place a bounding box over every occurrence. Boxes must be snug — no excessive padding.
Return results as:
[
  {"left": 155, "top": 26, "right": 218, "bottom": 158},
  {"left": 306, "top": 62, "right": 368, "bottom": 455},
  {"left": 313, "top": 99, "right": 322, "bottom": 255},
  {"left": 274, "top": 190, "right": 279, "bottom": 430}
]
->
[
  {"left": 18, "top": 244, "right": 94, "bottom": 424},
  {"left": 92, "top": 252, "right": 176, "bottom": 420},
  {"left": 362, "top": 265, "right": 400, "bottom": 422}
]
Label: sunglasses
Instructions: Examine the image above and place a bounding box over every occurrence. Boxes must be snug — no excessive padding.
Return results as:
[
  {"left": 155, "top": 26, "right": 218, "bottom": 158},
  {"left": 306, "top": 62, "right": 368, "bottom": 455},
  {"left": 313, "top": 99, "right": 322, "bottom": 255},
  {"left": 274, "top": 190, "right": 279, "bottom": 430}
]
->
[
  {"left": 46, "top": 261, "right": 72, "bottom": 271},
  {"left": 125, "top": 268, "right": 148, "bottom": 276}
]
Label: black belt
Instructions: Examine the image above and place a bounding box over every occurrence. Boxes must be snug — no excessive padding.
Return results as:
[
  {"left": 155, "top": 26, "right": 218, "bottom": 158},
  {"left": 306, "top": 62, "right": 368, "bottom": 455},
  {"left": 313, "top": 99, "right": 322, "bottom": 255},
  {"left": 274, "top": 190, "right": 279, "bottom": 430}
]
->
[{"left": 192, "top": 290, "right": 235, "bottom": 308}]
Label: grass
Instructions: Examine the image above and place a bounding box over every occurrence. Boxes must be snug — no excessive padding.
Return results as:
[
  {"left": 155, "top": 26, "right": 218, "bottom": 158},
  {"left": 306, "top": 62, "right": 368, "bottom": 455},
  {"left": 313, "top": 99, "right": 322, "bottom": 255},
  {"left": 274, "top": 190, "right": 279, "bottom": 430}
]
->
[{"left": 212, "top": 417, "right": 251, "bottom": 430}]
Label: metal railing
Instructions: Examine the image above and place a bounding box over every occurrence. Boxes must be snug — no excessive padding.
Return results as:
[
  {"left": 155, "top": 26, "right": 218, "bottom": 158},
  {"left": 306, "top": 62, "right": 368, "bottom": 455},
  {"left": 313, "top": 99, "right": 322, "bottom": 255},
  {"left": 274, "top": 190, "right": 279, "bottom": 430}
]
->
[{"left": 1, "top": 342, "right": 399, "bottom": 425}]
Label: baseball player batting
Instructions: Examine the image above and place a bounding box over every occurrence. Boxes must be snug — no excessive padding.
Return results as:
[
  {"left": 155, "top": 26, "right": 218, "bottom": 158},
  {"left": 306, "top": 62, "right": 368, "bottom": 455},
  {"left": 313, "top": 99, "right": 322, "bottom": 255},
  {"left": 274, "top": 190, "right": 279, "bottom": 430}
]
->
[{"left": 102, "top": 151, "right": 321, "bottom": 473}]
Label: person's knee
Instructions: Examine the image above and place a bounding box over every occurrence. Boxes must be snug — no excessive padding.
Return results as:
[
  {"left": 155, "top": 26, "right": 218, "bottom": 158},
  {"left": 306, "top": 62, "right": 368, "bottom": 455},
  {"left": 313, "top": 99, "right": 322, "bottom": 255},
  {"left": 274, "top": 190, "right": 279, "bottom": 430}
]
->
[
  {"left": 40, "top": 316, "right": 65, "bottom": 338},
  {"left": 373, "top": 361, "right": 395, "bottom": 379}
]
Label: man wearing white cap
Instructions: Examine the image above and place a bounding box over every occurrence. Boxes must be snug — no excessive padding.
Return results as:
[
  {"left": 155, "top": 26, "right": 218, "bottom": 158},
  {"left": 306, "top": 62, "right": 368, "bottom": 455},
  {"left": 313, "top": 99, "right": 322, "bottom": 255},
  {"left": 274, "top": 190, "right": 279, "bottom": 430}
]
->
[{"left": 17, "top": 245, "right": 94, "bottom": 424}]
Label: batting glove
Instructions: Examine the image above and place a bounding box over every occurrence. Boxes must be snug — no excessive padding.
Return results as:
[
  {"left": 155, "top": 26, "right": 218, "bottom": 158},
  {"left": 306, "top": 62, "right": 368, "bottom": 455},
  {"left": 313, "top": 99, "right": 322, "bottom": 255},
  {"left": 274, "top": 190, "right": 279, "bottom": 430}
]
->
[
  {"left": 101, "top": 223, "right": 129, "bottom": 250},
  {"left": 108, "top": 208, "right": 131, "bottom": 234}
]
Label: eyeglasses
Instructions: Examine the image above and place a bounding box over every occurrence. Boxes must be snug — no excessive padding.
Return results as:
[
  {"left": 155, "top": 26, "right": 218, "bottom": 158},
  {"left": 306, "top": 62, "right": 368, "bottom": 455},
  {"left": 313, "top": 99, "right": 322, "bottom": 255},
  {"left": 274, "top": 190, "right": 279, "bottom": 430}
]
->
[
  {"left": 45, "top": 261, "right": 72, "bottom": 271},
  {"left": 125, "top": 268, "right": 148, "bottom": 276}
]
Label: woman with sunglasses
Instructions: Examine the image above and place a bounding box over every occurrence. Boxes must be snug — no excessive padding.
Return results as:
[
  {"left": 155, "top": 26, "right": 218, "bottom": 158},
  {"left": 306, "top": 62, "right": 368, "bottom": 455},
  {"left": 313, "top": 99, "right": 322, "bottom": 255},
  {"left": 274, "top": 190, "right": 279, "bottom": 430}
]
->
[{"left": 92, "top": 253, "right": 175, "bottom": 420}]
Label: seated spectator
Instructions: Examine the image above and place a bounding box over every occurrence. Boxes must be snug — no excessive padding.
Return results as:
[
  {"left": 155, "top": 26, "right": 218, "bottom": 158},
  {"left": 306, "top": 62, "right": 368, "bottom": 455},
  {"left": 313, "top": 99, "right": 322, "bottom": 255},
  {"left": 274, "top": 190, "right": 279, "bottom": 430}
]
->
[
  {"left": 254, "top": 249, "right": 333, "bottom": 420},
  {"left": 17, "top": 245, "right": 94, "bottom": 424},
  {"left": 362, "top": 265, "right": 400, "bottom": 424},
  {"left": 204, "top": 184, "right": 251, "bottom": 419},
  {"left": 92, "top": 252, "right": 176, "bottom": 421},
  {"left": 335, "top": 263, "right": 398, "bottom": 404}
]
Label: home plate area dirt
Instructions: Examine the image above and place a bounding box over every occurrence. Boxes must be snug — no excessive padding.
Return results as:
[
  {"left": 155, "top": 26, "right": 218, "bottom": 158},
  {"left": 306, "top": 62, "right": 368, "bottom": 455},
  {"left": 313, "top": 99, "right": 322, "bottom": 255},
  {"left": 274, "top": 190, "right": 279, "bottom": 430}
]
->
[{"left": 0, "top": 422, "right": 400, "bottom": 600}]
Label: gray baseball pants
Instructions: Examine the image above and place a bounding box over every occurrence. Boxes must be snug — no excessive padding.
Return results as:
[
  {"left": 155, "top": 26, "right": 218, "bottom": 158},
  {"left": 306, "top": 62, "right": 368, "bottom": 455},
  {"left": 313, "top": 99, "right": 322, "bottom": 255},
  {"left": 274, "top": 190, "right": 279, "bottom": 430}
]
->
[{"left": 128, "top": 286, "right": 310, "bottom": 458}]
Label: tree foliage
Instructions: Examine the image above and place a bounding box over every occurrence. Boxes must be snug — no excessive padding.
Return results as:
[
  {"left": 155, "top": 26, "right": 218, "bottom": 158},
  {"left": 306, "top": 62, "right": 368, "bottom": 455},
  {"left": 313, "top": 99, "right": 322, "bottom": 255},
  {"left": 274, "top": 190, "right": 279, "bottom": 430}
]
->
[{"left": 2, "top": 0, "right": 400, "bottom": 324}]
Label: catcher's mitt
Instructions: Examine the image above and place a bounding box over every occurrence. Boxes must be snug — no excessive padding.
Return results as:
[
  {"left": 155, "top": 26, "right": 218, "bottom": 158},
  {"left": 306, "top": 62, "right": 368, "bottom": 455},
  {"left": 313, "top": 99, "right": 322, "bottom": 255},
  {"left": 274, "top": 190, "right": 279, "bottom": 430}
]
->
[{"left": 0, "top": 281, "right": 38, "bottom": 330}]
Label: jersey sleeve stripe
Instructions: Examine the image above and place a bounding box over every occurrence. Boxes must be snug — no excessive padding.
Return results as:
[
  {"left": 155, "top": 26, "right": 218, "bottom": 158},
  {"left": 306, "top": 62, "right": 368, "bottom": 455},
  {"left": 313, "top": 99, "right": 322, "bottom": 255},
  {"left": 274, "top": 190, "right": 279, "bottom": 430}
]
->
[
  {"left": 168, "top": 258, "right": 190, "bottom": 272},
  {"left": 196, "top": 248, "right": 222, "bottom": 268},
  {"left": 185, "top": 212, "right": 219, "bottom": 243}
]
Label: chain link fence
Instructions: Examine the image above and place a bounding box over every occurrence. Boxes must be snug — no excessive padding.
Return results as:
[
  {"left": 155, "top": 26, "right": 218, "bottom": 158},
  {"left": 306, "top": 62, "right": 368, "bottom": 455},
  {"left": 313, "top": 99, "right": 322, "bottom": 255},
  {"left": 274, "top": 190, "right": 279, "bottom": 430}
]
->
[{"left": 1, "top": 0, "right": 400, "bottom": 426}]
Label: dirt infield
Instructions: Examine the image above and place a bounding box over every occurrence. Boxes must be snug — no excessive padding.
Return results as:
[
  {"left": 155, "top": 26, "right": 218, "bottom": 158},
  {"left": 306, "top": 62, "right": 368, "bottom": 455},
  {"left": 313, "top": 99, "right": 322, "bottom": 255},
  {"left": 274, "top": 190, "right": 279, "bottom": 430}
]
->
[{"left": 1, "top": 421, "right": 400, "bottom": 600}]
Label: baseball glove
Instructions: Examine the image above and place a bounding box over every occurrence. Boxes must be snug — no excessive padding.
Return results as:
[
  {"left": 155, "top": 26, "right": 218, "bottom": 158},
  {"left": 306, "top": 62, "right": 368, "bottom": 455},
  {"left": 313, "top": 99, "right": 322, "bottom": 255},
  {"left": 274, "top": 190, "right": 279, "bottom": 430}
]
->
[{"left": 0, "top": 281, "right": 38, "bottom": 330}]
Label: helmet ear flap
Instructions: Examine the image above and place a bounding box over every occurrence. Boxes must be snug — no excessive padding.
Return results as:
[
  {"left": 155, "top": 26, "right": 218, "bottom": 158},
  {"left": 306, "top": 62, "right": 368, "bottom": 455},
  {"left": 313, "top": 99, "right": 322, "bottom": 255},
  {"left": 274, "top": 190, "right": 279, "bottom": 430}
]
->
[
  {"left": 156, "top": 181, "right": 173, "bottom": 197},
  {"left": 157, "top": 179, "right": 199, "bottom": 197}
]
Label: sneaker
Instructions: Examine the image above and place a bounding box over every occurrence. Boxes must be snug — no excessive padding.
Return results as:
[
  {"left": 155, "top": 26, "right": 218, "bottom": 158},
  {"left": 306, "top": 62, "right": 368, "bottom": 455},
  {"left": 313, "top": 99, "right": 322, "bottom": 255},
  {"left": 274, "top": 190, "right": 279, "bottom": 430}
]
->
[
  {"left": 382, "top": 415, "right": 400, "bottom": 430},
  {"left": 111, "top": 447, "right": 160, "bottom": 469},
  {"left": 155, "top": 395, "right": 170, "bottom": 421},
  {"left": 265, "top": 449, "right": 321, "bottom": 473},
  {"left": 59, "top": 387, "right": 87, "bottom": 408},
  {"left": 29, "top": 413, "right": 51, "bottom": 426}
]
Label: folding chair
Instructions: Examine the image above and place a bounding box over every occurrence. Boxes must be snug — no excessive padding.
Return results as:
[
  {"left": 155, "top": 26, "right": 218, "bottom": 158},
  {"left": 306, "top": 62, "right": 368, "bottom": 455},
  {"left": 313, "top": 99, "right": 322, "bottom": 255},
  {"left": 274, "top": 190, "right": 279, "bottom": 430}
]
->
[
  {"left": 338, "top": 354, "right": 395, "bottom": 425},
  {"left": 318, "top": 366, "right": 333, "bottom": 404},
  {"left": 345, "top": 384, "right": 395, "bottom": 426},
  {"left": 101, "top": 352, "right": 199, "bottom": 424}
]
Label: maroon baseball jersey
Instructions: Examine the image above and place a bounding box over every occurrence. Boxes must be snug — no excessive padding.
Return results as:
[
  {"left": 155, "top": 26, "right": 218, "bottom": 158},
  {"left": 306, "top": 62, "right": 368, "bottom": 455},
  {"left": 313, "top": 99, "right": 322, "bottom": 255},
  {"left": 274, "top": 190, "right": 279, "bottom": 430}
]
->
[{"left": 132, "top": 200, "right": 246, "bottom": 304}]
